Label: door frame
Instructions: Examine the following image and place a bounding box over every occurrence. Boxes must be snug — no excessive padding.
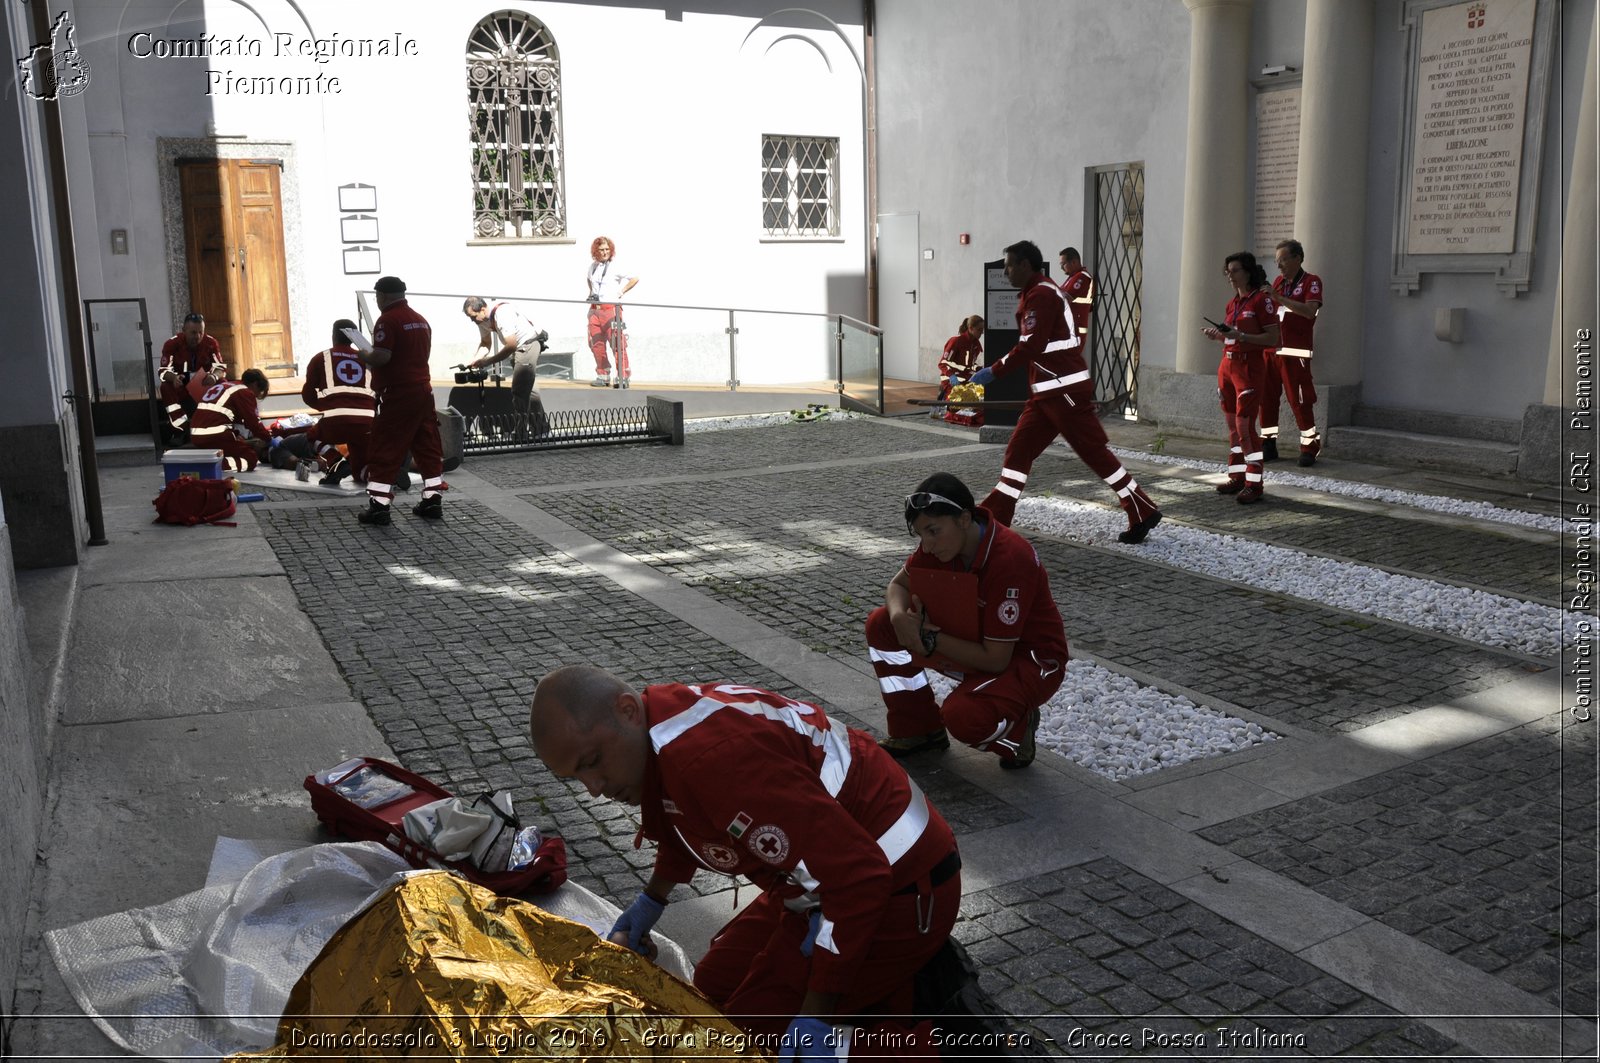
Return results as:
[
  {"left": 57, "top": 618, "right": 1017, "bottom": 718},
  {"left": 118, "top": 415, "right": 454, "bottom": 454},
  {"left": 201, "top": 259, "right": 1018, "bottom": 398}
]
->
[
  {"left": 158, "top": 138, "right": 311, "bottom": 374},
  {"left": 876, "top": 210, "right": 920, "bottom": 382}
]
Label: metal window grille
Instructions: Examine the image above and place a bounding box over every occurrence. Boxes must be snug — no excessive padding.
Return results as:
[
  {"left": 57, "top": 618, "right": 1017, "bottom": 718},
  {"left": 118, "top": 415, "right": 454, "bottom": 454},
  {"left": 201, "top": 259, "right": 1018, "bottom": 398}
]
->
[
  {"left": 1090, "top": 162, "right": 1145, "bottom": 417},
  {"left": 761, "top": 135, "right": 839, "bottom": 237},
  {"left": 467, "top": 11, "right": 566, "bottom": 240}
]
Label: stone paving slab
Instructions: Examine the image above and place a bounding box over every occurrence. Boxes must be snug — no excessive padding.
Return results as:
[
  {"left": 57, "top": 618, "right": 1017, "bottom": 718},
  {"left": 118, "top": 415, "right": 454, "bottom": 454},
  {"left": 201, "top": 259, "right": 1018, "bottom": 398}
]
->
[
  {"left": 525, "top": 445, "right": 1544, "bottom": 735},
  {"left": 958, "top": 857, "right": 1461, "bottom": 1058},
  {"left": 1199, "top": 710, "right": 1597, "bottom": 1015},
  {"left": 256, "top": 498, "right": 1024, "bottom": 903}
]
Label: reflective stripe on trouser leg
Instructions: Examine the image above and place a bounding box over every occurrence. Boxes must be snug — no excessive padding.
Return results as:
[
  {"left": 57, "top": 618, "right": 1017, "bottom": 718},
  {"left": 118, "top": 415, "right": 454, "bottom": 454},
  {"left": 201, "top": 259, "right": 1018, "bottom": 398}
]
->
[
  {"left": 865, "top": 607, "right": 942, "bottom": 736},
  {"left": 1227, "top": 447, "right": 1245, "bottom": 477},
  {"left": 367, "top": 481, "right": 394, "bottom": 505},
  {"left": 1245, "top": 452, "right": 1264, "bottom": 484},
  {"left": 421, "top": 476, "right": 447, "bottom": 500},
  {"left": 1103, "top": 466, "right": 1157, "bottom": 523},
  {"left": 1300, "top": 426, "right": 1321, "bottom": 446},
  {"left": 1259, "top": 426, "right": 1279, "bottom": 438}
]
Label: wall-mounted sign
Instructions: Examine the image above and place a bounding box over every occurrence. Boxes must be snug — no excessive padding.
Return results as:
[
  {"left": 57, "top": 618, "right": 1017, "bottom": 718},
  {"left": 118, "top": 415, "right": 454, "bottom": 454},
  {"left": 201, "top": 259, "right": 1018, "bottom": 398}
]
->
[
  {"left": 340, "top": 214, "right": 379, "bottom": 243},
  {"left": 338, "top": 183, "right": 377, "bottom": 212},
  {"left": 343, "top": 245, "right": 381, "bottom": 275}
]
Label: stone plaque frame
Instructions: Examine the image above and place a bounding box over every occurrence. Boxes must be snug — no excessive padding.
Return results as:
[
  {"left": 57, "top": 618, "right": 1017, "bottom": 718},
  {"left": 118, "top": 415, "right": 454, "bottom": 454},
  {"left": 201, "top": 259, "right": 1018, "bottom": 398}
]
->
[{"left": 1390, "top": 0, "right": 1556, "bottom": 297}]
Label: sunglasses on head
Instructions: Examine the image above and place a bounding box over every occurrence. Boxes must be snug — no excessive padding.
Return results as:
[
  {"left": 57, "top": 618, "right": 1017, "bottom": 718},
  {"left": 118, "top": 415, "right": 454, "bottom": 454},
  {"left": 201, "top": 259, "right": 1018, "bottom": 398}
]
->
[
  {"left": 182, "top": 313, "right": 204, "bottom": 324},
  {"left": 905, "top": 491, "right": 963, "bottom": 512}
]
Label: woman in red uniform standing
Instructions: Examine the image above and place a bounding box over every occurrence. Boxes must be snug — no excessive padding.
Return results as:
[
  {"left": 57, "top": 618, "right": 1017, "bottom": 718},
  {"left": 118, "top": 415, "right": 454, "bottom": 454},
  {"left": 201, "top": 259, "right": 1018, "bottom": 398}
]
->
[{"left": 1201, "top": 252, "right": 1280, "bottom": 504}]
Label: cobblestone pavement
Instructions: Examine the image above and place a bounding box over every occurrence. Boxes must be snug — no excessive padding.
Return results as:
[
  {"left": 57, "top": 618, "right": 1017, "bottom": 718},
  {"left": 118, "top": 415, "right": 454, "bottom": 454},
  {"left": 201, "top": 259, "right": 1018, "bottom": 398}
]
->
[
  {"left": 1200, "top": 710, "right": 1598, "bottom": 1016},
  {"left": 962, "top": 858, "right": 1458, "bottom": 1058},
  {"left": 525, "top": 444, "right": 1543, "bottom": 735},
  {"left": 247, "top": 417, "right": 1588, "bottom": 1057},
  {"left": 1021, "top": 462, "right": 1562, "bottom": 605}
]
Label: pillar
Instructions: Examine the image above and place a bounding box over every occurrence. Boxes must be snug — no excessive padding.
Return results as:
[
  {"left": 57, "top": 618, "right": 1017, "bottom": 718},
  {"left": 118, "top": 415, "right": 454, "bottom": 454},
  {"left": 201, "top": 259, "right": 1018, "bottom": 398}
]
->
[
  {"left": 1175, "top": 0, "right": 1254, "bottom": 374},
  {"left": 1294, "top": 0, "right": 1374, "bottom": 388},
  {"left": 1544, "top": 25, "right": 1598, "bottom": 406}
]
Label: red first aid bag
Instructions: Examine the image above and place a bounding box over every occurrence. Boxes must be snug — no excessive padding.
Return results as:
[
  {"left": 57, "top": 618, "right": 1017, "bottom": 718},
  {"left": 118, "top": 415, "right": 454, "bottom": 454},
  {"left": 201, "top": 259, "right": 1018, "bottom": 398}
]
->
[{"left": 152, "top": 476, "right": 237, "bottom": 526}]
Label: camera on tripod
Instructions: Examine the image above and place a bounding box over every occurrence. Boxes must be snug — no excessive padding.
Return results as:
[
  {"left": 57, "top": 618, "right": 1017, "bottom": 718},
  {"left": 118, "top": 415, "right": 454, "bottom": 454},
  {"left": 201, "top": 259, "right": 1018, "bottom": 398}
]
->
[{"left": 454, "top": 365, "right": 490, "bottom": 384}]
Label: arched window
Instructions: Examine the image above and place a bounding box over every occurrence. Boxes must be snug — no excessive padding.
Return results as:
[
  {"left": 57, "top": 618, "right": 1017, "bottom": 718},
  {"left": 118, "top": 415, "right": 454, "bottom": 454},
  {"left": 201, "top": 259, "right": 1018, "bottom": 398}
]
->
[{"left": 467, "top": 11, "right": 566, "bottom": 239}]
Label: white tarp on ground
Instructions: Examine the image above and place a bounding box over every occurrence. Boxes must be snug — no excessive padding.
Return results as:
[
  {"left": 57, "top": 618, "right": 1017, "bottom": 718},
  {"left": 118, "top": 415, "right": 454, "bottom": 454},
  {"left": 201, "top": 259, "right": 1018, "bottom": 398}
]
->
[{"left": 46, "top": 838, "right": 692, "bottom": 1062}]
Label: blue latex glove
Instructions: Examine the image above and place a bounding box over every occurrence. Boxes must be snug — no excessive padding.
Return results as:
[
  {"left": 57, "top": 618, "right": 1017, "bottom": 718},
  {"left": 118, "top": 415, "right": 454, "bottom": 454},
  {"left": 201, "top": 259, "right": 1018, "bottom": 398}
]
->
[
  {"left": 270, "top": 435, "right": 284, "bottom": 448},
  {"left": 947, "top": 375, "right": 964, "bottom": 388},
  {"left": 607, "top": 891, "right": 665, "bottom": 954},
  {"left": 779, "top": 1016, "right": 839, "bottom": 1063},
  {"left": 969, "top": 366, "right": 995, "bottom": 387},
  {"left": 799, "top": 909, "right": 823, "bottom": 957}
]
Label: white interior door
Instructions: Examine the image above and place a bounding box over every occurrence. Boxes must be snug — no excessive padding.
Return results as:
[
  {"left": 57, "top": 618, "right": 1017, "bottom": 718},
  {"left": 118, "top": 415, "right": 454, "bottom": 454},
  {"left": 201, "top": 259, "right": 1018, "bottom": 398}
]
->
[{"left": 877, "top": 212, "right": 919, "bottom": 381}]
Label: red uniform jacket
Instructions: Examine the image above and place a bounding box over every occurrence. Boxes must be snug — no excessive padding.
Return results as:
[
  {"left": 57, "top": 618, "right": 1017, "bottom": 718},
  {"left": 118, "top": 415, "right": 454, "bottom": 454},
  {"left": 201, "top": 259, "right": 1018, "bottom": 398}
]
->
[
  {"left": 939, "top": 332, "right": 983, "bottom": 383},
  {"left": 1061, "top": 269, "right": 1095, "bottom": 332},
  {"left": 160, "top": 333, "right": 224, "bottom": 377},
  {"left": 301, "top": 344, "right": 377, "bottom": 424},
  {"left": 189, "top": 381, "right": 270, "bottom": 441},
  {"left": 637, "top": 682, "right": 957, "bottom": 996},
  {"left": 903, "top": 506, "right": 1069, "bottom": 668},
  {"left": 988, "top": 275, "right": 1088, "bottom": 402},
  {"left": 1271, "top": 271, "right": 1322, "bottom": 357},
  {"left": 1222, "top": 288, "right": 1279, "bottom": 356},
  {"left": 370, "top": 299, "right": 433, "bottom": 397}
]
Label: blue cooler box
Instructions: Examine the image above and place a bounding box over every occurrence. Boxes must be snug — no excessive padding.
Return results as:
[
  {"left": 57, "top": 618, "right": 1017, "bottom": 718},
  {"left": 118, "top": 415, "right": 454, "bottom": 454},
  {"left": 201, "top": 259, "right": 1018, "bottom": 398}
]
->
[{"left": 161, "top": 449, "right": 223, "bottom": 483}]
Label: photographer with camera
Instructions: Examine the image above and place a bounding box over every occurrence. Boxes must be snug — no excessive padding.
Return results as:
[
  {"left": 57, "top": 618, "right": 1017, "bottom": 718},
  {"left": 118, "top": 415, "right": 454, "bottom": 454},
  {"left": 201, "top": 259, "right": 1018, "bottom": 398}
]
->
[{"left": 462, "top": 296, "right": 551, "bottom": 440}]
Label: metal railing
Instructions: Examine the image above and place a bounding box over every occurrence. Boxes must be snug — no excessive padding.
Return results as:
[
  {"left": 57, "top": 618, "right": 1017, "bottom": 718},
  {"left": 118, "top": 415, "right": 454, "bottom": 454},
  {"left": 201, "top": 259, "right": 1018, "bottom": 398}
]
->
[
  {"left": 458, "top": 403, "right": 672, "bottom": 454},
  {"left": 355, "top": 290, "right": 883, "bottom": 413}
]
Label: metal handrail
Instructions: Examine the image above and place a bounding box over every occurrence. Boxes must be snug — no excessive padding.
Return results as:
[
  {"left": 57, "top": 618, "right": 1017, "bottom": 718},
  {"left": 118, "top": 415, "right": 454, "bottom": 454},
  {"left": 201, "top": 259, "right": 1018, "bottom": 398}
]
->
[{"left": 380, "top": 290, "right": 885, "bottom": 330}]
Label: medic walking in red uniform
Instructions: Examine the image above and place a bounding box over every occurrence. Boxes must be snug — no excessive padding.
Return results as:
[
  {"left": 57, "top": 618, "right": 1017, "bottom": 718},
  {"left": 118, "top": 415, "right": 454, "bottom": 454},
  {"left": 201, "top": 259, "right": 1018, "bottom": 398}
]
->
[
  {"left": 968, "top": 240, "right": 1161, "bottom": 545},
  {"left": 1202, "top": 251, "right": 1281, "bottom": 503},
  {"left": 531, "top": 665, "right": 961, "bottom": 1063}
]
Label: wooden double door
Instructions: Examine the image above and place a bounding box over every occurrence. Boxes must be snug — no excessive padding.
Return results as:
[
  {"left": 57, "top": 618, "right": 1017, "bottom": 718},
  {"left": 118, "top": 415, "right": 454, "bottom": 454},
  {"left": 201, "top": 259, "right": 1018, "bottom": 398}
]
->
[{"left": 179, "top": 158, "right": 294, "bottom": 378}]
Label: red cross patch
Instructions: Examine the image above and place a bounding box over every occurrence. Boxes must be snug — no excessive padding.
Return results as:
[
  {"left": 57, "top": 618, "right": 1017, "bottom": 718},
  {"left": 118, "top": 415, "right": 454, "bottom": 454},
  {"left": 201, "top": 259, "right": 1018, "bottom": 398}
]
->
[{"left": 748, "top": 825, "right": 790, "bottom": 864}]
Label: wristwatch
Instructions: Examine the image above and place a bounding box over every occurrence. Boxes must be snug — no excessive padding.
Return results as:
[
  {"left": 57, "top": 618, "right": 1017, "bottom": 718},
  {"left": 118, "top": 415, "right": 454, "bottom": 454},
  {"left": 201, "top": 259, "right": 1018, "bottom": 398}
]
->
[{"left": 920, "top": 628, "right": 938, "bottom": 656}]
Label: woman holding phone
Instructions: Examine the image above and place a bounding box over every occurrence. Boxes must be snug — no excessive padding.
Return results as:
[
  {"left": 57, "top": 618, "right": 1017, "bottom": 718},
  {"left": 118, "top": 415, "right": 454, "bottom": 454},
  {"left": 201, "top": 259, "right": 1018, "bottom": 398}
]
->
[{"left": 1201, "top": 252, "right": 1281, "bottom": 504}]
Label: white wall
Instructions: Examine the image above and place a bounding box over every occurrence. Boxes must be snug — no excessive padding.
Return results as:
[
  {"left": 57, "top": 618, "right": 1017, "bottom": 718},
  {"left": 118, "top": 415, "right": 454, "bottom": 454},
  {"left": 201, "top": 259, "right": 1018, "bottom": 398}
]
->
[
  {"left": 874, "top": 0, "right": 1193, "bottom": 383},
  {"left": 62, "top": 0, "right": 867, "bottom": 383}
]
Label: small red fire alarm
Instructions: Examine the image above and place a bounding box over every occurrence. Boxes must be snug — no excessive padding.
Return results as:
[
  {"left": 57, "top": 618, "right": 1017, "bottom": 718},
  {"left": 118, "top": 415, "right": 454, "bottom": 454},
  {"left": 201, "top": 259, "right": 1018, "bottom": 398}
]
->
[{"left": 958, "top": 233, "right": 970, "bottom": 245}]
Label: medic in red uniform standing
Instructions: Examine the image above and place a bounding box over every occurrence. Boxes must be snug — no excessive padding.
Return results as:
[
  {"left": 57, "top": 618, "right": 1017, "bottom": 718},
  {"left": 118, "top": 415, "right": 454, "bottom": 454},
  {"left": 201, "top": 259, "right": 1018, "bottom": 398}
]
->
[
  {"left": 354, "top": 276, "right": 447, "bottom": 526},
  {"left": 967, "top": 240, "right": 1161, "bottom": 544},
  {"left": 1057, "top": 246, "right": 1095, "bottom": 338},
  {"left": 530, "top": 665, "right": 961, "bottom": 1063},
  {"left": 1202, "top": 251, "right": 1281, "bottom": 503},
  {"left": 1259, "top": 238, "right": 1323, "bottom": 466}
]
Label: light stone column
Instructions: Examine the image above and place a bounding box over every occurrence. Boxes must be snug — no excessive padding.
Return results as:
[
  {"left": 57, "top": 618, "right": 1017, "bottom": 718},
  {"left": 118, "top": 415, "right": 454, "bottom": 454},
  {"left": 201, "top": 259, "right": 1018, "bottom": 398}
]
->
[
  {"left": 1295, "top": 0, "right": 1374, "bottom": 388},
  {"left": 1176, "top": 0, "right": 1254, "bottom": 374},
  {"left": 1544, "top": 26, "right": 1598, "bottom": 405}
]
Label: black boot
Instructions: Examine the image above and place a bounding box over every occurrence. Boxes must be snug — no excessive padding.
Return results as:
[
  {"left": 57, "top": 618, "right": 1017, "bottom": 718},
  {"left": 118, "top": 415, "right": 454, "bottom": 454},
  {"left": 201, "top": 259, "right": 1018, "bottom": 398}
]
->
[{"left": 1261, "top": 438, "right": 1280, "bottom": 463}]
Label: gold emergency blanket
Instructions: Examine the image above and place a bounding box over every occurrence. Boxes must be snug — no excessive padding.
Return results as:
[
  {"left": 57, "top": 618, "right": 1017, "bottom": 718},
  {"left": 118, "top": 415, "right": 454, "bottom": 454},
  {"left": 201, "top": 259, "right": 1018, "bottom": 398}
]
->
[
  {"left": 230, "top": 872, "right": 764, "bottom": 1061},
  {"left": 945, "top": 382, "right": 985, "bottom": 405}
]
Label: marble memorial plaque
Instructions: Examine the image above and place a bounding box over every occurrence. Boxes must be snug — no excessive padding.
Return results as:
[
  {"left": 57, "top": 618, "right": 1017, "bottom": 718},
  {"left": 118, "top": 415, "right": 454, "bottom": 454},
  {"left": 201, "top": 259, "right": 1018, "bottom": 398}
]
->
[
  {"left": 1406, "top": 0, "right": 1536, "bottom": 254},
  {"left": 1254, "top": 85, "right": 1301, "bottom": 259}
]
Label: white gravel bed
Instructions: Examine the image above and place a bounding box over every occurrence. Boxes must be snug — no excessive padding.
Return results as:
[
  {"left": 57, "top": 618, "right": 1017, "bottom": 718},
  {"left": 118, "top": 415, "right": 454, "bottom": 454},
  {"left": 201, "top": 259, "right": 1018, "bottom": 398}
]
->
[
  {"left": 685, "top": 409, "right": 858, "bottom": 433},
  {"left": 928, "top": 664, "right": 1274, "bottom": 781},
  {"left": 1015, "top": 495, "right": 1567, "bottom": 658},
  {"left": 1108, "top": 445, "right": 1564, "bottom": 533}
]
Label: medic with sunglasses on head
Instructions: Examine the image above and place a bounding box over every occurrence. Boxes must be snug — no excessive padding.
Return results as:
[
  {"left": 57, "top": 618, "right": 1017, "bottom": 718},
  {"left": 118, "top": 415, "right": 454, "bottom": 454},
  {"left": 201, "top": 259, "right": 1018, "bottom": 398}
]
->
[{"left": 863, "top": 472, "right": 1068, "bottom": 771}]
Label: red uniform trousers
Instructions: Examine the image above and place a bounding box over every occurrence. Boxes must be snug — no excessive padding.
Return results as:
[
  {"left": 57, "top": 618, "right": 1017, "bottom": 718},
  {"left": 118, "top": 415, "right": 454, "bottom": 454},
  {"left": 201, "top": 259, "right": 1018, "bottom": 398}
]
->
[
  {"left": 159, "top": 378, "right": 200, "bottom": 431},
  {"left": 188, "top": 428, "right": 258, "bottom": 472},
  {"left": 305, "top": 415, "right": 372, "bottom": 481},
  {"left": 865, "top": 607, "right": 1064, "bottom": 759},
  {"left": 692, "top": 874, "right": 959, "bottom": 1056},
  {"left": 365, "top": 389, "right": 445, "bottom": 504},
  {"left": 1259, "top": 352, "right": 1321, "bottom": 455},
  {"left": 587, "top": 303, "right": 629, "bottom": 379},
  {"left": 1218, "top": 352, "right": 1267, "bottom": 489},
  {"left": 979, "top": 391, "right": 1157, "bottom": 530}
]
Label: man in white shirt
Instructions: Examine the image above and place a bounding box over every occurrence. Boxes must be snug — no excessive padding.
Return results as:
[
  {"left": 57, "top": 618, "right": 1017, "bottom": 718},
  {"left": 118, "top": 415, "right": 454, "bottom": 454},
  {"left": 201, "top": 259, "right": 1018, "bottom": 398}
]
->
[
  {"left": 463, "top": 296, "right": 550, "bottom": 437},
  {"left": 586, "top": 235, "right": 639, "bottom": 388}
]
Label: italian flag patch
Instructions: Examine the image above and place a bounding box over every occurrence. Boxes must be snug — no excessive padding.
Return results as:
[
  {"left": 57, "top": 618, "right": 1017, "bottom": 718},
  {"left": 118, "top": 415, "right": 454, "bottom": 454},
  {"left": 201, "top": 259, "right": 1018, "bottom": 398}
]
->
[{"left": 727, "top": 812, "right": 753, "bottom": 839}]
